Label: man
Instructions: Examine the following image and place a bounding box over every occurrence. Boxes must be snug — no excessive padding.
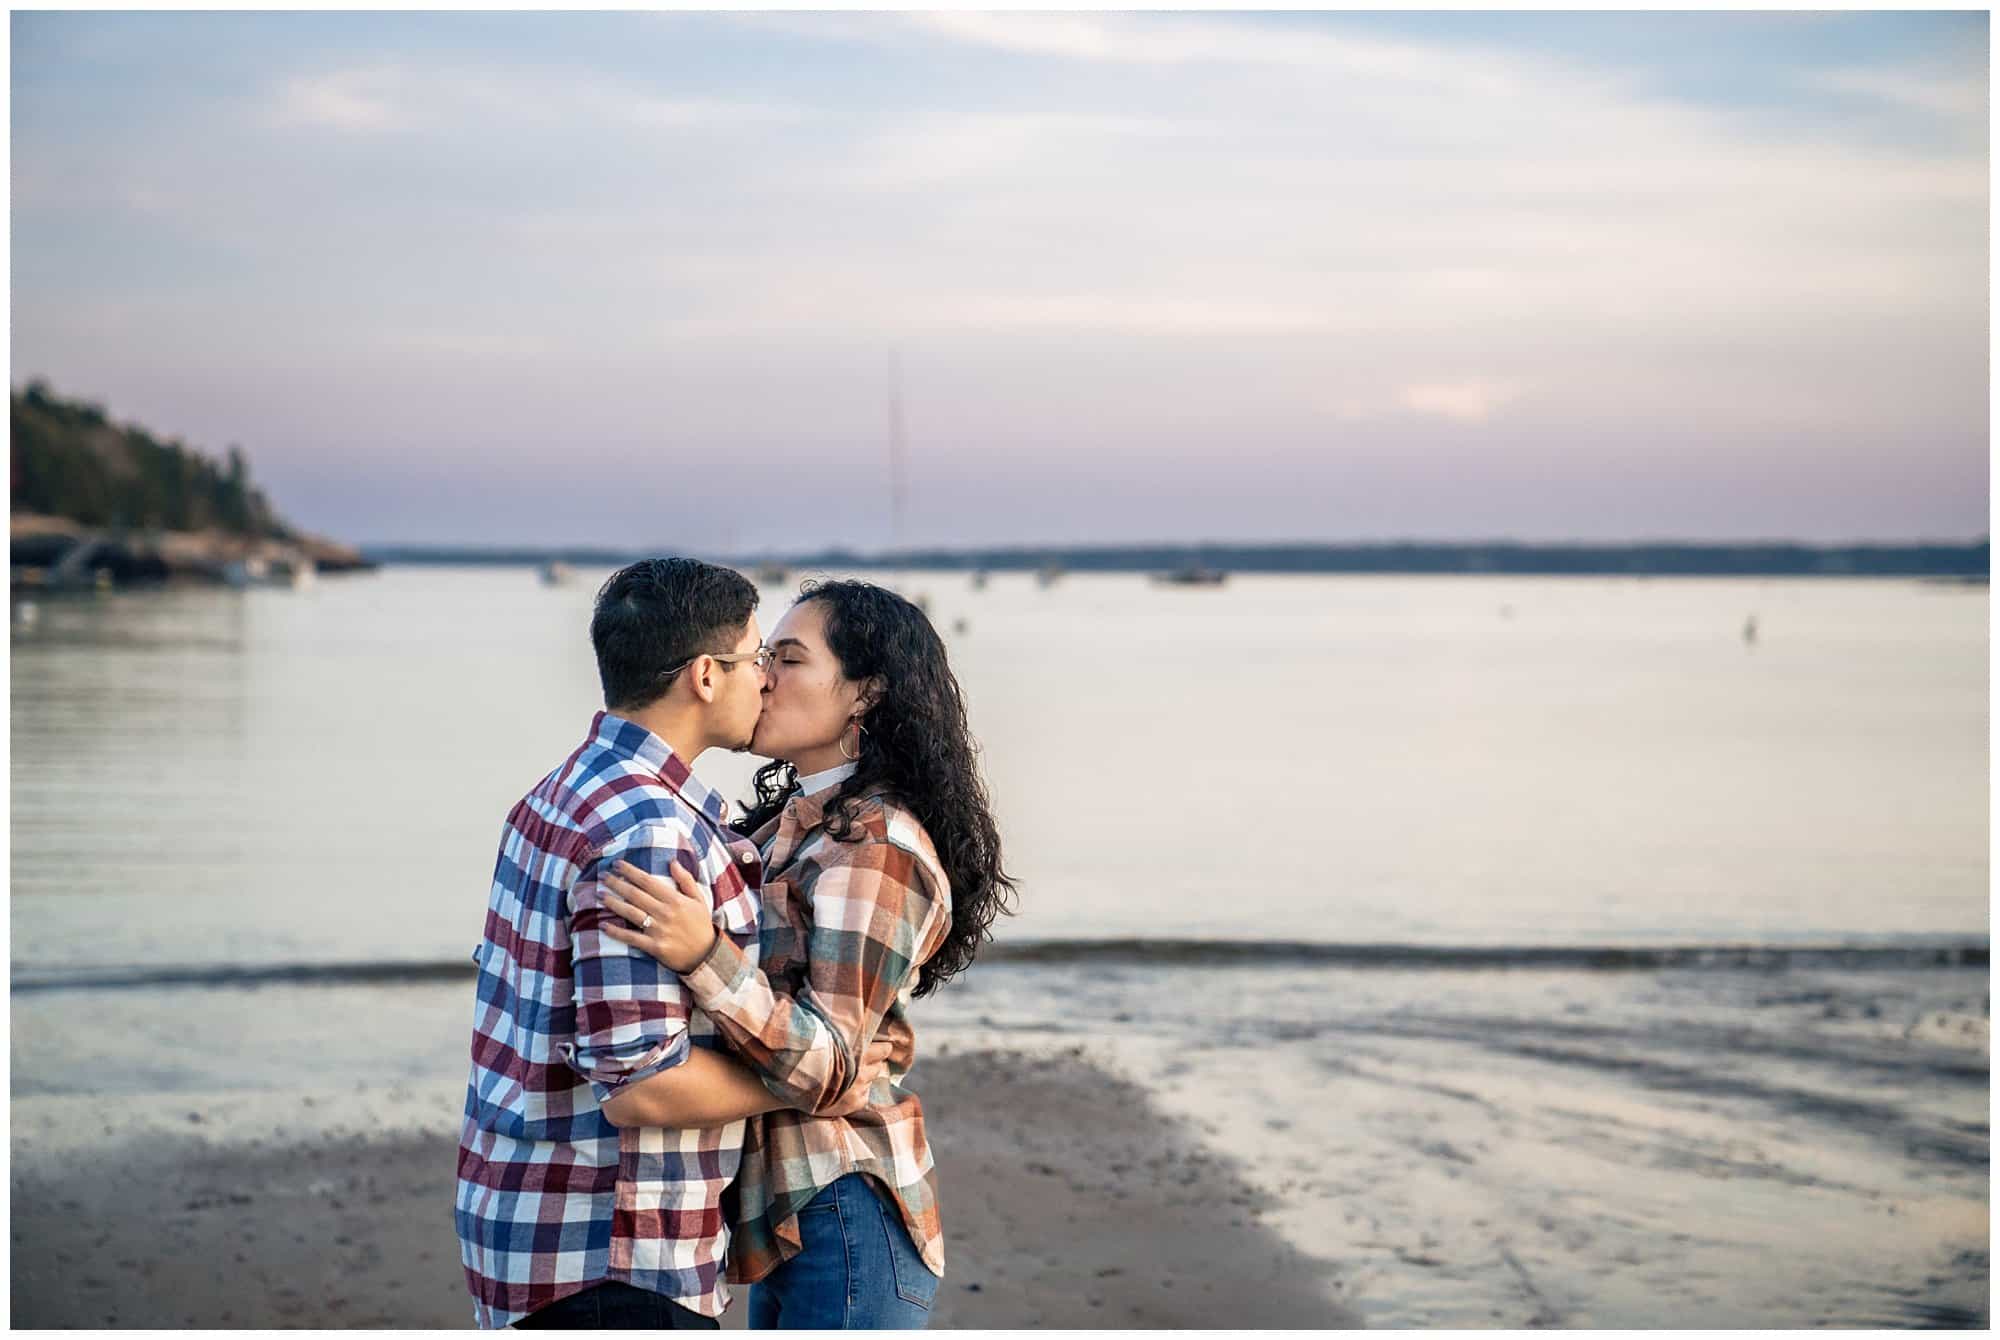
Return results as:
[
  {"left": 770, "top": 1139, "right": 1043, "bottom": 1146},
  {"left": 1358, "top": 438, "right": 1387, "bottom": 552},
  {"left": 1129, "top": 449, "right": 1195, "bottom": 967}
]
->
[{"left": 454, "top": 557, "right": 884, "bottom": 1329}]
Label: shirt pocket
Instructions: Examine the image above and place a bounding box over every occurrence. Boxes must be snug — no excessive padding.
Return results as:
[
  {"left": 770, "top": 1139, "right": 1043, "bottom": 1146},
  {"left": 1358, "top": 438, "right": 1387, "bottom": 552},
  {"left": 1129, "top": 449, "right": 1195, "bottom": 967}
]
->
[
  {"left": 753, "top": 877, "right": 811, "bottom": 978},
  {"left": 882, "top": 1201, "right": 939, "bottom": 1310}
]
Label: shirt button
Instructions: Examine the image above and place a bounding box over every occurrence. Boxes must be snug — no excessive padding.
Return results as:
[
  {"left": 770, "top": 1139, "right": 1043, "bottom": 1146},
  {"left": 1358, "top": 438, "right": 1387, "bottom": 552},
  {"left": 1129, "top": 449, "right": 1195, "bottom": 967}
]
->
[{"left": 738, "top": 850, "right": 758, "bottom": 864}]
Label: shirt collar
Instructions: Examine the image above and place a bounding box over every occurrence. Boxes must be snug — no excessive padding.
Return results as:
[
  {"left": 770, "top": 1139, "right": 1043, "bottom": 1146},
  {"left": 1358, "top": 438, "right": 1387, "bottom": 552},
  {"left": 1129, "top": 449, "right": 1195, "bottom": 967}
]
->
[
  {"left": 795, "top": 761, "right": 857, "bottom": 798},
  {"left": 784, "top": 786, "right": 833, "bottom": 835},
  {"left": 781, "top": 773, "right": 891, "bottom": 838},
  {"left": 589, "top": 710, "right": 732, "bottom": 829}
]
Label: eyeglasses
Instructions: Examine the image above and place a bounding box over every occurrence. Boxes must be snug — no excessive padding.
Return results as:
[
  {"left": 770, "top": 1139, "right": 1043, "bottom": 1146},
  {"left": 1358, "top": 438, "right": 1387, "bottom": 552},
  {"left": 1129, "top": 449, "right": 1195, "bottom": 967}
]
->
[
  {"left": 657, "top": 645, "right": 774, "bottom": 684},
  {"left": 713, "top": 646, "right": 775, "bottom": 672}
]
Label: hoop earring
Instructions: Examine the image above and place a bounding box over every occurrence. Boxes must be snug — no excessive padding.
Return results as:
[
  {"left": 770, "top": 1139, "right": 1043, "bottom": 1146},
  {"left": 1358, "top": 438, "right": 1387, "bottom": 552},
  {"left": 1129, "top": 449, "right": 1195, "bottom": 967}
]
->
[{"left": 838, "top": 722, "right": 864, "bottom": 762}]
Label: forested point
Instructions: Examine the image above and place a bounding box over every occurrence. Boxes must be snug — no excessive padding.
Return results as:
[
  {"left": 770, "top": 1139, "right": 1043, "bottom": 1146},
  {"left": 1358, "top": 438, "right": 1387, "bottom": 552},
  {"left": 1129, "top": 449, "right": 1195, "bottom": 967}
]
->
[{"left": 10, "top": 381, "right": 292, "bottom": 538}]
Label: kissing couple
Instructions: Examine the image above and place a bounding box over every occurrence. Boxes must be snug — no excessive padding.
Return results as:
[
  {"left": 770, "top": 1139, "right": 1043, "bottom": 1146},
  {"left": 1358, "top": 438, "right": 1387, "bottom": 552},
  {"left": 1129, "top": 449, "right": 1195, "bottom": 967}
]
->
[{"left": 456, "top": 558, "right": 1015, "bottom": 1328}]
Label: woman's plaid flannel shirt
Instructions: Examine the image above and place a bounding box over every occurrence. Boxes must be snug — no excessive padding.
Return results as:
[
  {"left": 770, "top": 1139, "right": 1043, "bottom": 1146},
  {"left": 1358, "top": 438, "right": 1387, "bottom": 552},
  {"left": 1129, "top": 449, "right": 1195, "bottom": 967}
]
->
[{"left": 681, "top": 784, "right": 953, "bottom": 1285}]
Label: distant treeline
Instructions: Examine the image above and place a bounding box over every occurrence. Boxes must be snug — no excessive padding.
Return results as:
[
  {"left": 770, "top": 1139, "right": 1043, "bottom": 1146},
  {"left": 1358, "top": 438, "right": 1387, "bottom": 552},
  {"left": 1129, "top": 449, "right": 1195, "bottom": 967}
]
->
[
  {"left": 366, "top": 540, "right": 1990, "bottom": 578},
  {"left": 11, "top": 381, "right": 290, "bottom": 537}
]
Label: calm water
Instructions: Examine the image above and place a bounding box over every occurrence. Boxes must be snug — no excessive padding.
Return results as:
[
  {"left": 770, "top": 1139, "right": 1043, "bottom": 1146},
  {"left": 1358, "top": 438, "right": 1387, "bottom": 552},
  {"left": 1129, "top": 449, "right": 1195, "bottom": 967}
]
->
[
  {"left": 13, "top": 568, "right": 1987, "bottom": 1326},
  {"left": 9, "top": 567, "right": 1989, "bottom": 977}
]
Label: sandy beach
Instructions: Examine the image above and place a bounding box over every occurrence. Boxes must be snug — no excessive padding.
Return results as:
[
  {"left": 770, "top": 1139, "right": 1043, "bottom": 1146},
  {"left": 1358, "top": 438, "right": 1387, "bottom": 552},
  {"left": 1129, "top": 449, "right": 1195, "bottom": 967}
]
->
[
  {"left": 12, "top": 1047, "right": 1355, "bottom": 1329},
  {"left": 13, "top": 958, "right": 1990, "bottom": 1329}
]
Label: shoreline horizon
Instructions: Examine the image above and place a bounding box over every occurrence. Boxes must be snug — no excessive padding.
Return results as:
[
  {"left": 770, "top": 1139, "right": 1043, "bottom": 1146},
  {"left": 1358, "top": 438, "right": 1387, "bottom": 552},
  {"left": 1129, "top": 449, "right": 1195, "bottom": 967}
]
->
[
  {"left": 11, "top": 933, "right": 1992, "bottom": 996},
  {"left": 352, "top": 539, "right": 1992, "bottom": 580}
]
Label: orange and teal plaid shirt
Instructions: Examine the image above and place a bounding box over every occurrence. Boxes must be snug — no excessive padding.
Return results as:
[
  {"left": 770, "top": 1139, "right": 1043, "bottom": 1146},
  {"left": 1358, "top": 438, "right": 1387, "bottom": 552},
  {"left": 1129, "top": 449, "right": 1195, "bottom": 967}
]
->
[{"left": 681, "top": 785, "right": 951, "bottom": 1285}]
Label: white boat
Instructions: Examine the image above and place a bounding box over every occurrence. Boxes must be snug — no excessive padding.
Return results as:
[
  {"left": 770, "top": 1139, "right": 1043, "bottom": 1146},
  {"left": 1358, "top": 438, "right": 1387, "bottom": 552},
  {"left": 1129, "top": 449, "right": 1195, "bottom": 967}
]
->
[
  {"left": 222, "top": 556, "right": 270, "bottom": 588},
  {"left": 226, "top": 553, "right": 318, "bottom": 590},
  {"left": 1154, "top": 565, "right": 1227, "bottom": 587}
]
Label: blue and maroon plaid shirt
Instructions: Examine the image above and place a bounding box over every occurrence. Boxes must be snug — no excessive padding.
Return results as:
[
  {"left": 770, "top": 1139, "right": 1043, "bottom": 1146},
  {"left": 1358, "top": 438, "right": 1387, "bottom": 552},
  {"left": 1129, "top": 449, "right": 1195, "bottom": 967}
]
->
[{"left": 455, "top": 711, "right": 763, "bottom": 1328}]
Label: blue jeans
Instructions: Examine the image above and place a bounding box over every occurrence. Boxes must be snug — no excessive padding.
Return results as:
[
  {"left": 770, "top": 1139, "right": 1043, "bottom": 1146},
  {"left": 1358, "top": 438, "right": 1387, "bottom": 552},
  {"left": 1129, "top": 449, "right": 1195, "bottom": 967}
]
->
[{"left": 747, "top": 1174, "right": 939, "bottom": 1329}]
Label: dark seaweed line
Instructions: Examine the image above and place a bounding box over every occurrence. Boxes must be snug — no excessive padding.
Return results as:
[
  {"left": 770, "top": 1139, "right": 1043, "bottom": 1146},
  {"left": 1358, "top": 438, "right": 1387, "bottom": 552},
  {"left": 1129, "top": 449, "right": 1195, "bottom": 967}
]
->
[
  {"left": 10, "top": 960, "right": 478, "bottom": 993},
  {"left": 983, "top": 939, "right": 1989, "bottom": 971},
  {"left": 9, "top": 937, "right": 1989, "bottom": 994}
]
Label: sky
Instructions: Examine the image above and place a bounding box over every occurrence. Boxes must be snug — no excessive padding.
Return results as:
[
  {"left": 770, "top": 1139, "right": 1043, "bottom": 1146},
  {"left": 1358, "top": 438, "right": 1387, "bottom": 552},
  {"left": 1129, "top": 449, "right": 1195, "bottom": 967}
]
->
[{"left": 9, "top": 10, "right": 1991, "bottom": 551}]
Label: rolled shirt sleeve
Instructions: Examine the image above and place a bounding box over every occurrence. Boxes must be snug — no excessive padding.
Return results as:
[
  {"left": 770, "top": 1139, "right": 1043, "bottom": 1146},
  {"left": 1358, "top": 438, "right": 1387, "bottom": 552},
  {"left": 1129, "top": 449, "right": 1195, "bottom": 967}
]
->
[
  {"left": 563, "top": 825, "right": 702, "bottom": 1104},
  {"left": 682, "top": 835, "right": 940, "bottom": 1114}
]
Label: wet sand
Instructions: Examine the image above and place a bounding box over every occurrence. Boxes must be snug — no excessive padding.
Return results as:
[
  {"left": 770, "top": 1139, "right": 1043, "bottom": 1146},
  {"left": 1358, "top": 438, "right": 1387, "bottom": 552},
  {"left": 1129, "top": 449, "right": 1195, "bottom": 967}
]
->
[
  {"left": 11, "top": 1048, "right": 1355, "bottom": 1329},
  {"left": 12, "top": 963, "right": 1987, "bottom": 1329},
  {"left": 917, "top": 962, "right": 1992, "bottom": 1328}
]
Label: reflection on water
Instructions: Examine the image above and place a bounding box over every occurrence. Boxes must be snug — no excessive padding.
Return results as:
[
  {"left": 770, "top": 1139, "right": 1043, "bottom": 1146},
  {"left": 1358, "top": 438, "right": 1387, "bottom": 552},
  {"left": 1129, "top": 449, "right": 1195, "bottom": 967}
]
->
[
  {"left": 13, "top": 590, "right": 252, "bottom": 905},
  {"left": 11, "top": 570, "right": 1987, "bottom": 1328},
  {"left": 10, "top": 568, "right": 1990, "bottom": 976}
]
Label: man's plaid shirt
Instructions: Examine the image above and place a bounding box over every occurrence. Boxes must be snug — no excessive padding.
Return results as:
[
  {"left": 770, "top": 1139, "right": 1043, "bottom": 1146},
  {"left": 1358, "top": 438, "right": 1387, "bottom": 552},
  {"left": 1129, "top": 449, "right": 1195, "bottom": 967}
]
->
[
  {"left": 682, "top": 785, "right": 953, "bottom": 1285},
  {"left": 455, "top": 712, "right": 764, "bottom": 1328}
]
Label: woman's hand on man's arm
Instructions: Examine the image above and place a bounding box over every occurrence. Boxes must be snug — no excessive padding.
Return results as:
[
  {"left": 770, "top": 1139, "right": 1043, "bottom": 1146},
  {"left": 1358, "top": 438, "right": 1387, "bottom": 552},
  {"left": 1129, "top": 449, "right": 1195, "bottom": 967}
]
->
[
  {"left": 598, "top": 841, "right": 932, "bottom": 1113},
  {"left": 601, "top": 860, "right": 718, "bottom": 973}
]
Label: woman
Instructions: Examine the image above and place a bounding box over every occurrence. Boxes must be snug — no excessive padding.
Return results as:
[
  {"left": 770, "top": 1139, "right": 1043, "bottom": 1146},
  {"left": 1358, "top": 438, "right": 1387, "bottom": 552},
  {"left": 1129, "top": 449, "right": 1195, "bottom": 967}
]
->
[{"left": 598, "top": 579, "right": 1015, "bottom": 1328}]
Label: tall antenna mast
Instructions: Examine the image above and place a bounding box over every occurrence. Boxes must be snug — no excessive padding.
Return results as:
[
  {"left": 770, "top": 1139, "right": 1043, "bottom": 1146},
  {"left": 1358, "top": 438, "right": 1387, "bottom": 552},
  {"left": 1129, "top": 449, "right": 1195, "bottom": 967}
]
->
[{"left": 887, "top": 349, "right": 908, "bottom": 552}]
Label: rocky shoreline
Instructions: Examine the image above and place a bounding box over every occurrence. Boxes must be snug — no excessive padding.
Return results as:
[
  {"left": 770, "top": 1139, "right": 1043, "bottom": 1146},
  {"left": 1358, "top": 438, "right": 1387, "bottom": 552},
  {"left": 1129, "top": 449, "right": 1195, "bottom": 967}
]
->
[{"left": 10, "top": 512, "right": 375, "bottom": 591}]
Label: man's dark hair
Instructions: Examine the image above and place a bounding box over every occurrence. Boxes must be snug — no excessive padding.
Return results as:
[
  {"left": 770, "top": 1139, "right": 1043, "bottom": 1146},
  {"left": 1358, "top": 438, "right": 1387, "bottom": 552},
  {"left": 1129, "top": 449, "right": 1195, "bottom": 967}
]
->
[{"left": 590, "top": 557, "right": 759, "bottom": 713}]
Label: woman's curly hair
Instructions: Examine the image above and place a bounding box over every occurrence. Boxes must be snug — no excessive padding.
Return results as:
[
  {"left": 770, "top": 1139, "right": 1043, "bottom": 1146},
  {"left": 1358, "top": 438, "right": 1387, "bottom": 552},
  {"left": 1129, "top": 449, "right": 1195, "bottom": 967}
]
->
[{"left": 736, "top": 579, "right": 1016, "bottom": 996}]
